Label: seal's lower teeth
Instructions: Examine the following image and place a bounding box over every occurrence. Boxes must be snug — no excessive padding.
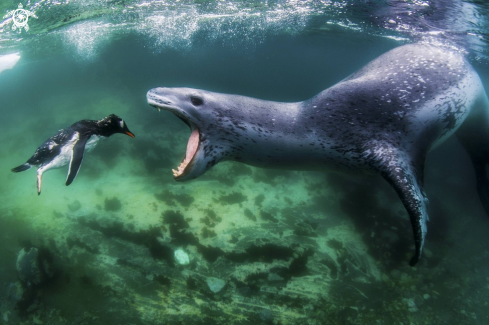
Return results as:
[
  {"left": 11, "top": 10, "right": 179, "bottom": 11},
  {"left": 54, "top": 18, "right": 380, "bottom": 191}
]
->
[
  {"left": 173, "top": 128, "right": 200, "bottom": 178},
  {"left": 173, "top": 162, "right": 187, "bottom": 177}
]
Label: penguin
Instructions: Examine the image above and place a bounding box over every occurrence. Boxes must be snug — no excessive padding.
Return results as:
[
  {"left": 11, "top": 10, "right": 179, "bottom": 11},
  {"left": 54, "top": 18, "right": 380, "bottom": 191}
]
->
[{"left": 11, "top": 114, "right": 135, "bottom": 195}]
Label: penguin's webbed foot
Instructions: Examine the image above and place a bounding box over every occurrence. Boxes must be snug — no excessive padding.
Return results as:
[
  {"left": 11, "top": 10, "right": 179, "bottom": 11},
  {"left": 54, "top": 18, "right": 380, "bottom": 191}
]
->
[{"left": 37, "top": 173, "right": 42, "bottom": 196}]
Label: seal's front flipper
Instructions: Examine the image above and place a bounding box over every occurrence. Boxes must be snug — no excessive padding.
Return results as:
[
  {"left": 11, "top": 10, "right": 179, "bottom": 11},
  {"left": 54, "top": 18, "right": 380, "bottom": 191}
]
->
[
  {"left": 370, "top": 146, "right": 428, "bottom": 266},
  {"left": 66, "top": 135, "right": 90, "bottom": 186}
]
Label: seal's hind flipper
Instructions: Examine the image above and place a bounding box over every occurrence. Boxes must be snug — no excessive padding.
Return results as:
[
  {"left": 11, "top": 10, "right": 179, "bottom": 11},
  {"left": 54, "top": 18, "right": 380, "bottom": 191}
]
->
[
  {"left": 382, "top": 164, "right": 428, "bottom": 266},
  {"left": 369, "top": 145, "right": 428, "bottom": 266},
  {"left": 66, "top": 135, "right": 90, "bottom": 186}
]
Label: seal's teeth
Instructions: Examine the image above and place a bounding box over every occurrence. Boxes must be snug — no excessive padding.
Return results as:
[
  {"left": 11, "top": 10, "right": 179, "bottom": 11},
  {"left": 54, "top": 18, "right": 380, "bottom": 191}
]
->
[
  {"left": 157, "top": 108, "right": 162, "bottom": 112},
  {"left": 172, "top": 160, "right": 190, "bottom": 178}
]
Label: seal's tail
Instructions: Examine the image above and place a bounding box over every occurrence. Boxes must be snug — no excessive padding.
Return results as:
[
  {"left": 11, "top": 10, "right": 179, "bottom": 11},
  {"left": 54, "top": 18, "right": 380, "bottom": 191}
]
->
[{"left": 11, "top": 163, "right": 31, "bottom": 173}]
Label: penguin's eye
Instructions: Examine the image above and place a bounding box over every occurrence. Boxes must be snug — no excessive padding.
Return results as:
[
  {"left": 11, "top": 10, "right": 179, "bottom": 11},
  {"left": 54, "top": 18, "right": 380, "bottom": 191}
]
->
[
  {"left": 119, "top": 120, "right": 125, "bottom": 128},
  {"left": 190, "top": 96, "right": 203, "bottom": 106}
]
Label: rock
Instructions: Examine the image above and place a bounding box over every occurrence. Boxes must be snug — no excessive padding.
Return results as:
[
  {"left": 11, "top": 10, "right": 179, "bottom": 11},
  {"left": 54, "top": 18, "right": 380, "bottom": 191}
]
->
[
  {"left": 267, "top": 273, "right": 284, "bottom": 282},
  {"left": 32, "top": 315, "right": 43, "bottom": 324},
  {"left": 67, "top": 200, "right": 81, "bottom": 212},
  {"left": 206, "top": 277, "right": 226, "bottom": 293},
  {"left": 174, "top": 249, "right": 190, "bottom": 265},
  {"left": 7, "top": 281, "right": 25, "bottom": 303},
  {"left": 403, "top": 298, "right": 418, "bottom": 313},
  {"left": 2, "top": 311, "right": 10, "bottom": 323},
  {"left": 6, "top": 280, "right": 36, "bottom": 314},
  {"left": 104, "top": 197, "right": 122, "bottom": 211},
  {"left": 15, "top": 247, "right": 54, "bottom": 286},
  {"left": 390, "top": 269, "right": 401, "bottom": 279},
  {"left": 259, "top": 309, "right": 273, "bottom": 322},
  {"left": 238, "top": 286, "right": 252, "bottom": 297},
  {"left": 16, "top": 248, "right": 42, "bottom": 285}
]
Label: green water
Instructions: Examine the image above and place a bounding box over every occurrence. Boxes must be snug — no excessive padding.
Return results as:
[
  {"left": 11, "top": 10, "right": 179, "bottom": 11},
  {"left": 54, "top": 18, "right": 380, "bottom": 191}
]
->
[{"left": 1, "top": 0, "right": 489, "bottom": 324}]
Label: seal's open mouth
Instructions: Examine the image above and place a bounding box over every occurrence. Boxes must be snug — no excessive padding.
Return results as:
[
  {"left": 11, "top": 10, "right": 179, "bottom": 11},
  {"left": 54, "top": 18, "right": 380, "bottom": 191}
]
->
[
  {"left": 147, "top": 96, "right": 200, "bottom": 180},
  {"left": 173, "top": 127, "right": 199, "bottom": 178}
]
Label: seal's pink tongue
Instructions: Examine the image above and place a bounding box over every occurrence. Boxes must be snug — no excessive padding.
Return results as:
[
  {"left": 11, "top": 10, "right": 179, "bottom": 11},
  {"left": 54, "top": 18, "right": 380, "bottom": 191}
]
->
[{"left": 186, "top": 129, "right": 199, "bottom": 162}]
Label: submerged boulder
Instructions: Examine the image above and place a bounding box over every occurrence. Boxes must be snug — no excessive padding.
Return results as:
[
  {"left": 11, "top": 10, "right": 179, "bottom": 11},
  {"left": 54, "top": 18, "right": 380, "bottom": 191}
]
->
[
  {"left": 16, "top": 247, "right": 54, "bottom": 286},
  {"left": 206, "top": 277, "right": 226, "bottom": 293},
  {"left": 16, "top": 248, "right": 42, "bottom": 286}
]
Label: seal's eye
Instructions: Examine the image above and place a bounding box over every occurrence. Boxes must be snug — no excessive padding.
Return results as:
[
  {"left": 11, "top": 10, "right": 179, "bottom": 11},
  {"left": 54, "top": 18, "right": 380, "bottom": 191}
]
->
[{"left": 190, "top": 96, "right": 203, "bottom": 106}]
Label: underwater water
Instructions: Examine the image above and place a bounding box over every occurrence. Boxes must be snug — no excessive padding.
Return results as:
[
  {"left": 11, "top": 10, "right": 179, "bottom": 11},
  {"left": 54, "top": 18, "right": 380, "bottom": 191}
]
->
[{"left": 1, "top": 0, "right": 489, "bottom": 324}]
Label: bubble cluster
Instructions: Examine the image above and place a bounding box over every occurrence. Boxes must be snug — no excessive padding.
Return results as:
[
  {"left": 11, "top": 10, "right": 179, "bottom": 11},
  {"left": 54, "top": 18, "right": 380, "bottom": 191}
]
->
[
  {"left": 1, "top": 0, "right": 488, "bottom": 62},
  {"left": 63, "top": 20, "right": 113, "bottom": 61},
  {"left": 136, "top": 1, "right": 314, "bottom": 52}
]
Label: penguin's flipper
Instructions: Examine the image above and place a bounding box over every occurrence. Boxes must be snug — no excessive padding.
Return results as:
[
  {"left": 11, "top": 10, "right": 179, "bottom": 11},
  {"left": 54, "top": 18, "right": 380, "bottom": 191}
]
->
[
  {"left": 66, "top": 135, "right": 90, "bottom": 186},
  {"left": 368, "top": 143, "right": 428, "bottom": 266}
]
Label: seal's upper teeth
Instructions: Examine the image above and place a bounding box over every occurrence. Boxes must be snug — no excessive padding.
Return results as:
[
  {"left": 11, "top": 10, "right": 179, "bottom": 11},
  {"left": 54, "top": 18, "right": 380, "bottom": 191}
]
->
[{"left": 157, "top": 108, "right": 162, "bottom": 112}]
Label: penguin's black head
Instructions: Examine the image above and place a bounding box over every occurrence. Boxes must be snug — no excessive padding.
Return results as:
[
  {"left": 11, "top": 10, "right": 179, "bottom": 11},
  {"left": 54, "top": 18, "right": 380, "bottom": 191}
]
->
[{"left": 97, "top": 114, "right": 135, "bottom": 138}]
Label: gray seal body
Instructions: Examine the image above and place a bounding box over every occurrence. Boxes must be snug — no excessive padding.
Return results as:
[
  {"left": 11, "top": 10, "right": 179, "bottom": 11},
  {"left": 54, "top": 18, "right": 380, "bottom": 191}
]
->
[{"left": 147, "top": 43, "right": 489, "bottom": 266}]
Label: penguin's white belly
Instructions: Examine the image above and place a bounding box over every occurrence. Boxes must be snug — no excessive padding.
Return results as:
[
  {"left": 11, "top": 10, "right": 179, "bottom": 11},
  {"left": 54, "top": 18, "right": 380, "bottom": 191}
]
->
[
  {"left": 37, "top": 133, "right": 104, "bottom": 174},
  {"left": 38, "top": 132, "right": 79, "bottom": 174},
  {"left": 85, "top": 135, "right": 104, "bottom": 153}
]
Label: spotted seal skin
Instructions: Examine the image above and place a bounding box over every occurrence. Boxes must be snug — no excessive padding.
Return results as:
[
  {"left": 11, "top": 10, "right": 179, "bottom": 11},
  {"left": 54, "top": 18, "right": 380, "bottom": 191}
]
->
[{"left": 147, "top": 43, "right": 489, "bottom": 266}]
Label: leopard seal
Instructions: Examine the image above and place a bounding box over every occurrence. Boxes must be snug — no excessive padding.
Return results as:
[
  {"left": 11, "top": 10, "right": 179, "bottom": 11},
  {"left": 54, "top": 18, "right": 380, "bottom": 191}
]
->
[{"left": 146, "top": 43, "right": 489, "bottom": 266}]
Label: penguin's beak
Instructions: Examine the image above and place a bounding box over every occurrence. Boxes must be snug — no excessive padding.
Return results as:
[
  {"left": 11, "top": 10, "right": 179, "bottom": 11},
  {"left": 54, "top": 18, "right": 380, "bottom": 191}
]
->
[
  {"left": 122, "top": 124, "right": 135, "bottom": 138},
  {"left": 120, "top": 120, "right": 135, "bottom": 137}
]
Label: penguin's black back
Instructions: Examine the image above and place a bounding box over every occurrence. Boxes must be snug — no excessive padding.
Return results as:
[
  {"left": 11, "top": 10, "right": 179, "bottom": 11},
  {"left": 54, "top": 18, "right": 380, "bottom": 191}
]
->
[{"left": 26, "top": 120, "right": 98, "bottom": 167}]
